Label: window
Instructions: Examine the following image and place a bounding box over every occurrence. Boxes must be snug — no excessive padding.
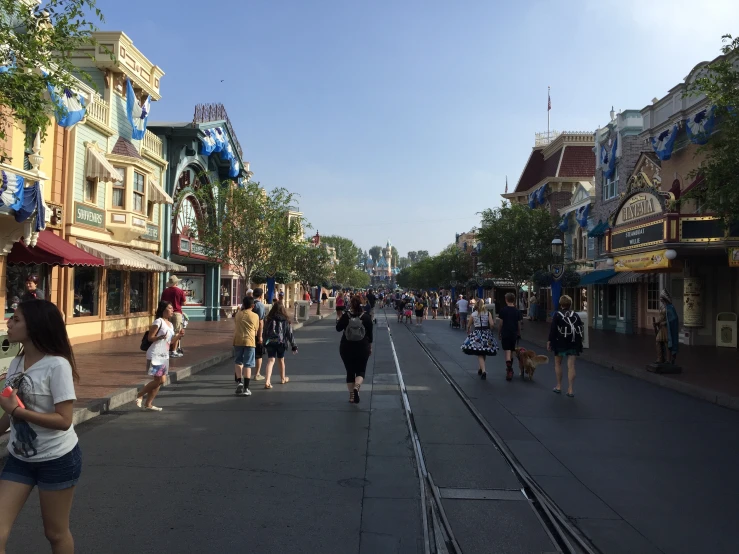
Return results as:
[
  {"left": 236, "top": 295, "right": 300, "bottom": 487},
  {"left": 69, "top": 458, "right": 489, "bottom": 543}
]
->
[
  {"left": 133, "top": 171, "right": 145, "bottom": 213},
  {"left": 647, "top": 281, "right": 660, "bottom": 311},
  {"left": 130, "top": 272, "right": 149, "bottom": 313},
  {"left": 618, "top": 286, "right": 627, "bottom": 320},
  {"left": 5, "top": 265, "right": 50, "bottom": 316},
  {"left": 85, "top": 178, "right": 97, "bottom": 203},
  {"left": 607, "top": 285, "right": 617, "bottom": 317},
  {"left": 112, "top": 167, "right": 125, "bottom": 208},
  {"left": 603, "top": 168, "right": 619, "bottom": 201},
  {"left": 106, "top": 270, "right": 124, "bottom": 316},
  {"left": 73, "top": 267, "right": 100, "bottom": 317},
  {"left": 595, "top": 285, "right": 604, "bottom": 318}
]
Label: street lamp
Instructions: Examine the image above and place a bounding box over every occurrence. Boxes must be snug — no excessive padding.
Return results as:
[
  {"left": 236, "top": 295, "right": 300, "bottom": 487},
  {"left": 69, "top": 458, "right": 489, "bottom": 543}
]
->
[
  {"left": 549, "top": 237, "right": 565, "bottom": 316},
  {"left": 451, "top": 270, "right": 457, "bottom": 301},
  {"left": 551, "top": 238, "right": 564, "bottom": 260}
]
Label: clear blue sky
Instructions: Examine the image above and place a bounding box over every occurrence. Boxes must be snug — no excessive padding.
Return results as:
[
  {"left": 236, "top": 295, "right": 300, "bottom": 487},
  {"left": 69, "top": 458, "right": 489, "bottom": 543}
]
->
[{"left": 97, "top": 0, "right": 737, "bottom": 258}]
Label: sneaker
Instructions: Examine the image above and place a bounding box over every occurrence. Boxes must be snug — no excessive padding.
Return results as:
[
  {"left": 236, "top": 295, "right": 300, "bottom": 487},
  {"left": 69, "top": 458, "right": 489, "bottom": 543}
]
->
[
  {"left": 135, "top": 397, "right": 142, "bottom": 408},
  {"left": 505, "top": 368, "right": 513, "bottom": 381},
  {"left": 169, "top": 352, "right": 183, "bottom": 358},
  {"left": 254, "top": 374, "right": 265, "bottom": 381},
  {"left": 177, "top": 348, "right": 184, "bottom": 355},
  {"left": 144, "top": 405, "right": 163, "bottom": 411},
  {"left": 242, "top": 388, "right": 252, "bottom": 396},
  {"left": 235, "top": 382, "right": 244, "bottom": 395}
]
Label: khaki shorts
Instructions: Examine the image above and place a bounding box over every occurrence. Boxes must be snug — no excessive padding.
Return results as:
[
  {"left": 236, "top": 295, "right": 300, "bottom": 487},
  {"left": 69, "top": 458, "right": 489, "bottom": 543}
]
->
[{"left": 172, "top": 312, "right": 184, "bottom": 334}]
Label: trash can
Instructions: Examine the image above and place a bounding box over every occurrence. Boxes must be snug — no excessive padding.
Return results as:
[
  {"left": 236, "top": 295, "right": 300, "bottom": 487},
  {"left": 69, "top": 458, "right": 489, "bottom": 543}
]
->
[
  {"left": 327, "top": 297, "right": 336, "bottom": 311},
  {"left": 296, "top": 301, "right": 311, "bottom": 321},
  {"left": 716, "top": 312, "right": 737, "bottom": 348},
  {"left": 576, "top": 311, "right": 589, "bottom": 349}
]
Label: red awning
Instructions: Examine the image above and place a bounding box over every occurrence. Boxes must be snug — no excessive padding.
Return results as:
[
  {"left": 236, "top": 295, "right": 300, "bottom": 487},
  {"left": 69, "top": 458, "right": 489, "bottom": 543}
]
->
[{"left": 7, "top": 231, "right": 104, "bottom": 267}]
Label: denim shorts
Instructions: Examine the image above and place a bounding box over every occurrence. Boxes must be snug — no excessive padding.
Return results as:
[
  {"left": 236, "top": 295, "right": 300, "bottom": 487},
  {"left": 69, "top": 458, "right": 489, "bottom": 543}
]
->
[
  {"left": 0, "top": 444, "right": 82, "bottom": 491},
  {"left": 234, "top": 346, "right": 256, "bottom": 367},
  {"left": 266, "top": 343, "right": 286, "bottom": 359}
]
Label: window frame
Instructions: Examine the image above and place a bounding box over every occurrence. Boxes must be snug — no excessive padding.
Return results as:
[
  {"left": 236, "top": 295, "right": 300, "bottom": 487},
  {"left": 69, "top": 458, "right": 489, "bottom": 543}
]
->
[
  {"left": 84, "top": 178, "right": 97, "bottom": 204},
  {"left": 132, "top": 171, "right": 146, "bottom": 214},
  {"left": 617, "top": 285, "right": 627, "bottom": 320},
  {"left": 647, "top": 281, "right": 660, "bottom": 312},
  {"left": 603, "top": 168, "right": 619, "bottom": 202},
  {"left": 73, "top": 267, "right": 101, "bottom": 318},
  {"left": 129, "top": 271, "right": 150, "bottom": 314},
  {"left": 112, "top": 166, "right": 126, "bottom": 209}
]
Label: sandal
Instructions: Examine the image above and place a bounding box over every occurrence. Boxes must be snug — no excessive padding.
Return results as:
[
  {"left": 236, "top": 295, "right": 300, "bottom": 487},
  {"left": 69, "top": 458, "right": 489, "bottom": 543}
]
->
[
  {"left": 481, "top": 372, "right": 487, "bottom": 380},
  {"left": 566, "top": 392, "right": 575, "bottom": 398},
  {"left": 281, "top": 377, "right": 290, "bottom": 384},
  {"left": 552, "top": 388, "right": 562, "bottom": 394},
  {"left": 349, "top": 390, "right": 355, "bottom": 403},
  {"left": 478, "top": 368, "right": 482, "bottom": 375},
  {"left": 265, "top": 383, "right": 273, "bottom": 389},
  {"left": 135, "top": 397, "right": 143, "bottom": 408}
]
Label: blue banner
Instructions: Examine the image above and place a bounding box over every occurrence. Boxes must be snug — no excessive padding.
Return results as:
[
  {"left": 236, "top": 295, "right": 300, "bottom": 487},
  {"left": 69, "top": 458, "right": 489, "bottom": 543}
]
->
[
  {"left": 44, "top": 72, "right": 86, "bottom": 128},
  {"left": 213, "top": 127, "right": 226, "bottom": 152},
  {"left": 650, "top": 125, "right": 678, "bottom": 161},
  {"left": 0, "top": 170, "right": 25, "bottom": 211},
  {"left": 200, "top": 129, "right": 216, "bottom": 155},
  {"left": 126, "top": 78, "right": 151, "bottom": 140},
  {"left": 576, "top": 204, "right": 590, "bottom": 228},
  {"left": 686, "top": 106, "right": 716, "bottom": 145},
  {"left": 604, "top": 136, "right": 617, "bottom": 179}
]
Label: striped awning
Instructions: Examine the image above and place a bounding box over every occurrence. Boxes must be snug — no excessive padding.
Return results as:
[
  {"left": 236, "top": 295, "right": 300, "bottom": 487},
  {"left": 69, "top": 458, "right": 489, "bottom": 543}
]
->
[
  {"left": 85, "top": 146, "right": 123, "bottom": 182},
  {"left": 76, "top": 240, "right": 180, "bottom": 272},
  {"left": 608, "top": 271, "right": 658, "bottom": 285},
  {"left": 148, "top": 176, "right": 173, "bottom": 205}
]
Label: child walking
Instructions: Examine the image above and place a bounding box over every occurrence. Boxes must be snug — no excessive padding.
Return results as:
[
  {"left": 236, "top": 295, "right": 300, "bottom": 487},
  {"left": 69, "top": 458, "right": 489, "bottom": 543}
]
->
[{"left": 547, "top": 295, "right": 584, "bottom": 397}]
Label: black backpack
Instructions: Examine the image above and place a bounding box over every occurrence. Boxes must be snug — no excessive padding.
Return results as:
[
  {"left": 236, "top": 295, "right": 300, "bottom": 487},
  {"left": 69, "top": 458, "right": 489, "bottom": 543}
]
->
[
  {"left": 140, "top": 321, "right": 162, "bottom": 351},
  {"left": 556, "top": 311, "right": 583, "bottom": 345}
]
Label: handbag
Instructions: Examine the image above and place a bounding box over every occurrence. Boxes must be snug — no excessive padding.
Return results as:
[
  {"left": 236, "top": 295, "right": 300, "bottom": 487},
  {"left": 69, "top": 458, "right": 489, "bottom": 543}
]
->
[{"left": 140, "top": 321, "right": 162, "bottom": 351}]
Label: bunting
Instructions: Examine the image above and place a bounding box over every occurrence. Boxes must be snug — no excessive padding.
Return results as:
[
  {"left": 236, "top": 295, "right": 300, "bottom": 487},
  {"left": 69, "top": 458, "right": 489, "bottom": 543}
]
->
[
  {"left": 126, "top": 78, "right": 151, "bottom": 140},
  {"left": 0, "top": 172, "right": 46, "bottom": 231},
  {"left": 0, "top": 171, "right": 25, "bottom": 211},
  {"left": 44, "top": 73, "right": 86, "bottom": 129},
  {"left": 200, "top": 129, "right": 216, "bottom": 155},
  {"left": 576, "top": 204, "right": 591, "bottom": 228},
  {"left": 221, "top": 138, "right": 234, "bottom": 161},
  {"left": 604, "top": 136, "right": 618, "bottom": 179},
  {"left": 650, "top": 125, "right": 679, "bottom": 161},
  {"left": 685, "top": 106, "right": 716, "bottom": 145},
  {"left": 213, "top": 127, "right": 226, "bottom": 152},
  {"left": 528, "top": 192, "right": 537, "bottom": 209},
  {"left": 536, "top": 184, "right": 547, "bottom": 205},
  {"left": 558, "top": 215, "right": 570, "bottom": 232},
  {"left": 229, "top": 158, "right": 240, "bottom": 178}
]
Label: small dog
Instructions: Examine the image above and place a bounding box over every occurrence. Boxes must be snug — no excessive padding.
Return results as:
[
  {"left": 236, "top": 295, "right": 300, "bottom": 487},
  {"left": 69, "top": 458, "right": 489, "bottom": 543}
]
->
[{"left": 515, "top": 347, "right": 549, "bottom": 381}]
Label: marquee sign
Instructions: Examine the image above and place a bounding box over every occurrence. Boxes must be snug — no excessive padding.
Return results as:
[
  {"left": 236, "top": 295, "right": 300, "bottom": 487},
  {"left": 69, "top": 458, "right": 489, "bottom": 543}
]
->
[
  {"left": 614, "top": 192, "right": 663, "bottom": 226},
  {"left": 611, "top": 220, "right": 665, "bottom": 252}
]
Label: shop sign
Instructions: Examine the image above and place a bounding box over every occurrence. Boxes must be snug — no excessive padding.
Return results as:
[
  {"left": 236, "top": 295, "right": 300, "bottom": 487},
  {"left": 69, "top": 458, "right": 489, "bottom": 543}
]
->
[
  {"left": 680, "top": 217, "right": 739, "bottom": 243},
  {"left": 615, "top": 192, "right": 663, "bottom": 226},
  {"left": 191, "top": 242, "right": 208, "bottom": 257},
  {"left": 74, "top": 202, "right": 105, "bottom": 229},
  {"left": 611, "top": 221, "right": 664, "bottom": 252},
  {"left": 729, "top": 248, "right": 739, "bottom": 267},
  {"left": 683, "top": 277, "right": 703, "bottom": 328},
  {"left": 613, "top": 249, "right": 670, "bottom": 272},
  {"left": 141, "top": 224, "right": 159, "bottom": 242}
]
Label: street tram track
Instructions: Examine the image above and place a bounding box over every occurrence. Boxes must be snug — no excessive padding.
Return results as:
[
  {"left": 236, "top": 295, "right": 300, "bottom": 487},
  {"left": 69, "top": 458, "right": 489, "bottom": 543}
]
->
[{"left": 381, "top": 308, "right": 600, "bottom": 554}]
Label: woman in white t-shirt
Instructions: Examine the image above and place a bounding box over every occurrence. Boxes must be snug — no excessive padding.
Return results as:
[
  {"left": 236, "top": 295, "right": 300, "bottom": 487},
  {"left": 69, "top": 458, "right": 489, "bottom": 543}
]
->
[
  {"left": 136, "top": 301, "right": 182, "bottom": 412},
  {"left": 0, "top": 299, "right": 80, "bottom": 553}
]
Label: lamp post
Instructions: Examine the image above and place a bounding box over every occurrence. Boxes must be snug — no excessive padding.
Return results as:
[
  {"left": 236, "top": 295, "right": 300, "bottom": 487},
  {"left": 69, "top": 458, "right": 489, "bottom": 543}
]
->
[
  {"left": 550, "top": 237, "right": 565, "bottom": 315},
  {"left": 476, "top": 261, "right": 484, "bottom": 301},
  {"left": 451, "top": 270, "right": 457, "bottom": 302}
]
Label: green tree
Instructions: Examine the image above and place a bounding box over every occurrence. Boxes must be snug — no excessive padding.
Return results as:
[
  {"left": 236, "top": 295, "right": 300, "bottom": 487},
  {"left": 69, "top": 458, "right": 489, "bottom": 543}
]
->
[
  {"left": 0, "top": 0, "right": 104, "bottom": 154},
  {"left": 391, "top": 246, "right": 399, "bottom": 267},
  {"left": 407, "top": 251, "right": 417, "bottom": 264},
  {"left": 293, "top": 244, "right": 332, "bottom": 290},
  {"left": 321, "top": 235, "right": 363, "bottom": 268},
  {"left": 477, "top": 202, "right": 556, "bottom": 294},
  {"left": 368, "top": 245, "right": 382, "bottom": 264},
  {"left": 398, "top": 256, "right": 411, "bottom": 269},
  {"left": 193, "top": 181, "right": 303, "bottom": 284},
  {"left": 416, "top": 250, "right": 430, "bottom": 261},
  {"left": 684, "top": 34, "right": 739, "bottom": 221}
]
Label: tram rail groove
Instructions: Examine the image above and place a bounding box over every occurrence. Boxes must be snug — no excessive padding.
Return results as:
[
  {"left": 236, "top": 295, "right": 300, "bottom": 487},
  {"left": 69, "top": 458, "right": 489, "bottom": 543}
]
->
[{"left": 382, "top": 309, "right": 600, "bottom": 554}]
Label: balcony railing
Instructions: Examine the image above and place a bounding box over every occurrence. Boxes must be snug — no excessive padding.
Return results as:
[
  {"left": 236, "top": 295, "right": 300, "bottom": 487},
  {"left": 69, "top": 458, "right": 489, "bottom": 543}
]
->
[
  {"left": 86, "top": 98, "right": 109, "bottom": 128},
  {"left": 141, "top": 130, "right": 163, "bottom": 160}
]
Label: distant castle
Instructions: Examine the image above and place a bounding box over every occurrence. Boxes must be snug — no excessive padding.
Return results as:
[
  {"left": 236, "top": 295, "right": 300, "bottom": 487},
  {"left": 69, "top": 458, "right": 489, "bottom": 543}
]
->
[{"left": 363, "top": 240, "right": 399, "bottom": 285}]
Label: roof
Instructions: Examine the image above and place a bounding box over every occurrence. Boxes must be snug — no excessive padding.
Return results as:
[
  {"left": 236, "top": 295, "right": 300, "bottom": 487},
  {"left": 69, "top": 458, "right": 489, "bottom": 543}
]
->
[
  {"left": 111, "top": 137, "right": 142, "bottom": 159},
  {"left": 513, "top": 147, "right": 563, "bottom": 193},
  {"left": 558, "top": 146, "right": 595, "bottom": 178},
  {"left": 147, "top": 121, "right": 193, "bottom": 129}
]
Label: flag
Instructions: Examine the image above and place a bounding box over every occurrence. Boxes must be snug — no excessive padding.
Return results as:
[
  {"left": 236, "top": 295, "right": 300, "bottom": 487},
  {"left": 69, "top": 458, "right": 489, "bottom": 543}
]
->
[
  {"left": 505, "top": 176, "right": 508, "bottom": 194},
  {"left": 548, "top": 88, "right": 551, "bottom": 111}
]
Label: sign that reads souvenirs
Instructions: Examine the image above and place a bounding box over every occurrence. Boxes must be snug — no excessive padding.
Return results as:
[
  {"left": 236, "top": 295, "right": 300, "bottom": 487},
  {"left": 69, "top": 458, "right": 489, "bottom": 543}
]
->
[
  {"left": 74, "top": 202, "right": 105, "bottom": 229},
  {"left": 611, "top": 221, "right": 664, "bottom": 252},
  {"left": 614, "top": 192, "right": 663, "bottom": 226}
]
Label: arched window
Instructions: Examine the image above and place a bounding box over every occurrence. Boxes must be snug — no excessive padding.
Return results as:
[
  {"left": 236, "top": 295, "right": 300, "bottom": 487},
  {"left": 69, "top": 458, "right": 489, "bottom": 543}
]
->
[{"left": 175, "top": 195, "right": 201, "bottom": 239}]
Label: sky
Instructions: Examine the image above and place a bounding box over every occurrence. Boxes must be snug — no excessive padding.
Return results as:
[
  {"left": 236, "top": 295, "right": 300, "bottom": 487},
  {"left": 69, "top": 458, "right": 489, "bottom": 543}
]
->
[{"left": 95, "top": 0, "right": 738, "bottom": 258}]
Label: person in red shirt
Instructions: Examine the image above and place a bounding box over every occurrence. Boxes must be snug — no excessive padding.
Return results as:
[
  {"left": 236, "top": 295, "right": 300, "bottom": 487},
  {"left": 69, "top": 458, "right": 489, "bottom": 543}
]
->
[{"left": 160, "top": 276, "right": 186, "bottom": 357}]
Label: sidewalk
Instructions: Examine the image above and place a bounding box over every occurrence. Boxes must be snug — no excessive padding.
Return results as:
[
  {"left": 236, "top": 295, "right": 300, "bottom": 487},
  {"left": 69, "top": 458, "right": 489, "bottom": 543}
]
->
[
  {"left": 521, "top": 319, "right": 739, "bottom": 410},
  {"left": 65, "top": 313, "right": 331, "bottom": 427}
]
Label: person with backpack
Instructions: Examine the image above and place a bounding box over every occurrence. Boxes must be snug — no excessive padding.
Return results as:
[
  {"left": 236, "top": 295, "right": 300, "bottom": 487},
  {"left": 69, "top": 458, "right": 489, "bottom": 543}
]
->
[
  {"left": 262, "top": 301, "right": 298, "bottom": 388},
  {"left": 136, "top": 301, "right": 183, "bottom": 411},
  {"left": 336, "top": 295, "right": 373, "bottom": 404},
  {"left": 414, "top": 296, "right": 425, "bottom": 326},
  {"left": 547, "top": 294, "right": 584, "bottom": 397}
]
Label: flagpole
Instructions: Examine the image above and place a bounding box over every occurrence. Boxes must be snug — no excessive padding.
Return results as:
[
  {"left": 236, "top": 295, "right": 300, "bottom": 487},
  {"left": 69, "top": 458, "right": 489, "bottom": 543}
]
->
[{"left": 547, "top": 86, "right": 550, "bottom": 140}]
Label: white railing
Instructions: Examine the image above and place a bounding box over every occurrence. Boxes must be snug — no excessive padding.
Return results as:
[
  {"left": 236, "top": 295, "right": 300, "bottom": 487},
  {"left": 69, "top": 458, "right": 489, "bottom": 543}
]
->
[
  {"left": 86, "top": 99, "right": 109, "bottom": 128},
  {"left": 142, "top": 130, "right": 163, "bottom": 159},
  {"left": 535, "top": 130, "right": 560, "bottom": 146}
]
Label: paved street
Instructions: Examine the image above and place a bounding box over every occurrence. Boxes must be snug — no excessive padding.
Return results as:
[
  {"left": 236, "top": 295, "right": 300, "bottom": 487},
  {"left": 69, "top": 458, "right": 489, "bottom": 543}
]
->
[{"left": 6, "top": 312, "right": 739, "bottom": 553}]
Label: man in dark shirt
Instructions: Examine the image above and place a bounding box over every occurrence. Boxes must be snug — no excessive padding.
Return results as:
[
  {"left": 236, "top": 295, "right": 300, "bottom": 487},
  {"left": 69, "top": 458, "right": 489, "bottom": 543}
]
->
[
  {"left": 497, "top": 292, "right": 522, "bottom": 381},
  {"left": 366, "top": 290, "right": 377, "bottom": 324},
  {"left": 21, "top": 275, "right": 45, "bottom": 302},
  {"left": 161, "top": 276, "right": 187, "bottom": 357}
]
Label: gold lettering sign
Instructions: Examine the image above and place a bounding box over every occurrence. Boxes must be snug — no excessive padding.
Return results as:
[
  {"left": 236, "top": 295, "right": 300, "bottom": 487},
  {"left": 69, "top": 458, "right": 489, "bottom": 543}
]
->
[
  {"left": 613, "top": 249, "right": 671, "bottom": 271},
  {"left": 615, "top": 192, "right": 663, "bottom": 226}
]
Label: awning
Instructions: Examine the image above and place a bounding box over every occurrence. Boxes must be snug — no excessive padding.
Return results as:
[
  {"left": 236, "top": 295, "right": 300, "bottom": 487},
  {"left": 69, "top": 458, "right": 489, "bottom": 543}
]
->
[
  {"left": 85, "top": 146, "right": 123, "bottom": 182},
  {"left": 76, "top": 240, "right": 175, "bottom": 271},
  {"left": 608, "top": 271, "right": 659, "bottom": 284},
  {"left": 589, "top": 220, "right": 609, "bottom": 237},
  {"left": 578, "top": 269, "right": 616, "bottom": 286},
  {"left": 136, "top": 250, "right": 186, "bottom": 272},
  {"left": 148, "top": 176, "right": 173, "bottom": 205},
  {"left": 7, "top": 231, "right": 104, "bottom": 267}
]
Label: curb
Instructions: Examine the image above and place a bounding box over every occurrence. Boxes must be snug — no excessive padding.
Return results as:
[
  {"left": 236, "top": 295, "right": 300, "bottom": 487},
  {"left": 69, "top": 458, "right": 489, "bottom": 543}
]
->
[
  {"left": 1, "top": 314, "right": 334, "bottom": 455},
  {"left": 523, "top": 335, "right": 739, "bottom": 412}
]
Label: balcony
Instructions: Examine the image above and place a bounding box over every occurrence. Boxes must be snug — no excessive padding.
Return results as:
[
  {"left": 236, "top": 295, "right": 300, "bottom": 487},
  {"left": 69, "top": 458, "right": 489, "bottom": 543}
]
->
[
  {"left": 85, "top": 98, "right": 114, "bottom": 136},
  {"left": 141, "top": 130, "right": 166, "bottom": 166}
]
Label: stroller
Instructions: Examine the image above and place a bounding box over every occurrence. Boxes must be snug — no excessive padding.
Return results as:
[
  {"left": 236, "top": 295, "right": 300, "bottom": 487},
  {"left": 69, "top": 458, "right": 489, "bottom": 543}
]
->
[{"left": 450, "top": 311, "right": 461, "bottom": 329}]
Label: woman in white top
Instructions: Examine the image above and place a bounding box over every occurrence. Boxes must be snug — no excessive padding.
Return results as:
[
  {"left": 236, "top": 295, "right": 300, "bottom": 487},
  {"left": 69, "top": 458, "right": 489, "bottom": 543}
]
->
[
  {"left": 136, "top": 301, "right": 183, "bottom": 411},
  {"left": 460, "top": 301, "right": 498, "bottom": 379},
  {"left": 0, "top": 299, "right": 80, "bottom": 553}
]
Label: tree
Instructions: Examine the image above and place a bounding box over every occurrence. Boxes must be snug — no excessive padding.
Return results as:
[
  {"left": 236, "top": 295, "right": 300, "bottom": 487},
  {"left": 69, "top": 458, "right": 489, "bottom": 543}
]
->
[
  {"left": 368, "top": 245, "right": 382, "bottom": 264},
  {"left": 407, "top": 251, "right": 417, "bottom": 264},
  {"left": 321, "top": 235, "right": 363, "bottom": 268},
  {"left": 0, "top": 0, "right": 104, "bottom": 154},
  {"left": 477, "top": 202, "right": 556, "bottom": 294},
  {"left": 293, "top": 244, "right": 332, "bottom": 290},
  {"left": 683, "top": 34, "right": 739, "bottom": 221},
  {"left": 193, "top": 180, "right": 303, "bottom": 285},
  {"left": 416, "top": 250, "right": 430, "bottom": 261},
  {"left": 391, "top": 246, "right": 399, "bottom": 267},
  {"left": 398, "top": 256, "right": 411, "bottom": 269}
]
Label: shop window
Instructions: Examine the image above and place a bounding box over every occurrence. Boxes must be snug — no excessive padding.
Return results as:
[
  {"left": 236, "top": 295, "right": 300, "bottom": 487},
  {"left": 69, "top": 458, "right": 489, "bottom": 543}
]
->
[
  {"left": 181, "top": 275, "right": 204, "bottom": 305},
  {"left": 603, "top": 168, "right": 618, "bottom": 201},
  {"left": 5, "top": 265, "right": 50, "bottom": 316},
  {"left": 133, "top": 171, "right": 145, "bottom": 213},
  {"left": 106, "top": 270, "right": 124, "bottom": 316},
  {"left": 85, "top": 178, "right": 97, "bottom": 203},
  {"left": 220, "top": 278, "right": 231, "bottom": 307},
  {"left": 607, "top": 285, "right": 617, "bottom": 317},
  {"left": 618, "top": 286, "right": 627, "bottom": 320},
  {"left": 647, "top": 281, "right": 660, "bottom": 311},
  {"left": 130, "top": 272, "right": 149, "bottom": 313},
  {"left": 112, "top": 168, "right": 125, "bottom": 208},
  {"left": 73, "top": 267, "right": 100, "bottom": 317}
]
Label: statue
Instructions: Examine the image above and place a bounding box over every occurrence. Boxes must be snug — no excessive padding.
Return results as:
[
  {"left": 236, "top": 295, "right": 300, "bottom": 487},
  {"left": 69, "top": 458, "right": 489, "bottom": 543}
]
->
[{"left": 649, "top": 289, "right": 681, "bottom": 373}]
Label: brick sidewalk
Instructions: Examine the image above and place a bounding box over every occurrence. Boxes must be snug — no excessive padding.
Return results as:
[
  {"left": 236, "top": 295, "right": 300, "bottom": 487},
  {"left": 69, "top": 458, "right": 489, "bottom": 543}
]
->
[{"left": 521, "top": 319, "right": 739, "bottom": 409}]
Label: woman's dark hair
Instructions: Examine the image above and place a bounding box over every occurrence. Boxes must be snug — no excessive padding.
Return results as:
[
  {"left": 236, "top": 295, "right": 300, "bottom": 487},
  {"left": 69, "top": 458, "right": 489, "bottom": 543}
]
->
[
  {"left": 266, "top": 300, "right": 289, "bottom": 320},
  {"left": 242, "top": 296, "right": 254, "bottom": 310},
  {"left": 17, "top": 300, "right": 79, "bottom": 383},
  {"left": 349, "top": 295, "right": 363, "bottom": 314},
  {"left": 156, "top": 301, "right": 172, "bottom": 319}
]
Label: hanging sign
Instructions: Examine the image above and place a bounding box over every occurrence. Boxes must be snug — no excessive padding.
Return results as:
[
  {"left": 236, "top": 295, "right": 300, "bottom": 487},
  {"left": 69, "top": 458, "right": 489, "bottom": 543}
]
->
[
  {"left": 613, "top": 249, "right": 670, "bottom": 272},
  {"left": 683, "top": 277, "right": 704, "bottom": 328},
  {"left": 611, "top": 221, "right": 664, "bottom": 252}
]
